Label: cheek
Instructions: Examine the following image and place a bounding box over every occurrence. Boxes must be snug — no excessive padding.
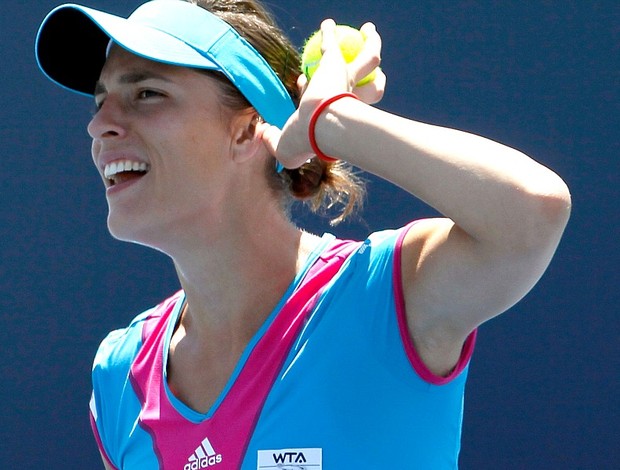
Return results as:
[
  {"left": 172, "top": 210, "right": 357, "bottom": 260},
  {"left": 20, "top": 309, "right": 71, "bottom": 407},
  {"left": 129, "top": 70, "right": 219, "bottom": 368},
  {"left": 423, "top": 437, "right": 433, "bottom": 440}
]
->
[{"left": 184, "top": 124, "right": 233, "bottom": 164}]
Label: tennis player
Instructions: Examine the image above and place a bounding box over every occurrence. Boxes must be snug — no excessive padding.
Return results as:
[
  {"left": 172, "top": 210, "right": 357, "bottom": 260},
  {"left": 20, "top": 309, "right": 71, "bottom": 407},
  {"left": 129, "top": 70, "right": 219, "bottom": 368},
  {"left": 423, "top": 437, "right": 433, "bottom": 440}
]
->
[{"left": 36, "top": 0, "right": 571, "bottom": 468}]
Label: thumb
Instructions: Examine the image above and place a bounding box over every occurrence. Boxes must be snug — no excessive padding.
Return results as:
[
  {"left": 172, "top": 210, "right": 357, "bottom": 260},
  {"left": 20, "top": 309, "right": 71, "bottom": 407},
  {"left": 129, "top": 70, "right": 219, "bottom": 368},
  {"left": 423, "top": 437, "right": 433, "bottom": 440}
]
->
[{"left": 257, "top": 121, "right": 281, "bottom": 158}]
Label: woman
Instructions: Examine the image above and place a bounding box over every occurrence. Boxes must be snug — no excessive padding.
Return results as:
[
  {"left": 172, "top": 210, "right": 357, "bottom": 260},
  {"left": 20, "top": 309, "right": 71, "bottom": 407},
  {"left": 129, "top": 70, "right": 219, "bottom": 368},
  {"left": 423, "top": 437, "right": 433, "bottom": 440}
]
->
[{"left": 36, "top": 0, "right": 571, "bottom": 468}]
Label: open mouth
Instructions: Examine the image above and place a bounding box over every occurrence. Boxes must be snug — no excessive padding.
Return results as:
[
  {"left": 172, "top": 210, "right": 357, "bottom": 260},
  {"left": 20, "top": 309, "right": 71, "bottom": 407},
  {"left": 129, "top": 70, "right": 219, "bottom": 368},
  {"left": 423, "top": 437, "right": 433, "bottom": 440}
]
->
[{"left": 104, "top": 160, "right": 150, "bottom": 186}]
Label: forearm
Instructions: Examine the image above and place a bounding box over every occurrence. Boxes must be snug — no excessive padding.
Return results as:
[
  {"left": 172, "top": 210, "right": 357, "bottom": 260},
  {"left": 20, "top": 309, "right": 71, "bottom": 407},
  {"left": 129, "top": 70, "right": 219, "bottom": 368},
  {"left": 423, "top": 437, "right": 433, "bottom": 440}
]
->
[{"left": 316, "top": 97, "right": 571, "bottom": 246}]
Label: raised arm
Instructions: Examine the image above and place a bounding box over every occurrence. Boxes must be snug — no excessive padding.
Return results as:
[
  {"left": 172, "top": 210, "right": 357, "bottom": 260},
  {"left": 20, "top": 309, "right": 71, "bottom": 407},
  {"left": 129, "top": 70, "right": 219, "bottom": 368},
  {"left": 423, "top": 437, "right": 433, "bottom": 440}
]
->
[
  {"left": 336, "top": 100, "right": 570, "bottom": 374},
  {"left": 261, "top": 20, "right": 571, "bottom": 376}
]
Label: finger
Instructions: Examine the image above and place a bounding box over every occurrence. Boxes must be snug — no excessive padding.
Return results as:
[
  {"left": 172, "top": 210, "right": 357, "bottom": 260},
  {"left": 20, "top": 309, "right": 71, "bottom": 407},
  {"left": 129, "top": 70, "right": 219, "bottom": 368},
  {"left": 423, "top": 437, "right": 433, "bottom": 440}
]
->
[
  {"left": 317, "top": 19, "right": 347, "bottom": 72},
  {"left": 359, "top": 22, "right": 382, "bottom": 60},
  {"left": 349, "top": 22, "right": 382, "bottom": 85},
  {"left": 296, "top": 73, "right": 308, "bottom": 96},
  {"left": 303, "top": 19, "right": 349, "bottom": 92},
  {"left": 319, "top": 19, "right": 338, "bottom": 55},
  {"left": 354, "top": 67, "right": 386, "bottom": 104}
]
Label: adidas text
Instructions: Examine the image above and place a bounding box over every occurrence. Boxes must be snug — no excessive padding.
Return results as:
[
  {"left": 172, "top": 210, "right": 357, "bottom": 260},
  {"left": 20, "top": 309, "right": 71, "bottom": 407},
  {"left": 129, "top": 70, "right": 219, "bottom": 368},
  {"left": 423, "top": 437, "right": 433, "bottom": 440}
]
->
[{"left": 184, "top": 454, "right": 222, "bottom": 470}]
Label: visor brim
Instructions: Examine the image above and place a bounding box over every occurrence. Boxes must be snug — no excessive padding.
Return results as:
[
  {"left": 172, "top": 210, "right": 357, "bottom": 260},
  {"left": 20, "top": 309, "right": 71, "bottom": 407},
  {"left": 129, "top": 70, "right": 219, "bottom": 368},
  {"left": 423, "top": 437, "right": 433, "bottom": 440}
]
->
[{"left": 36, "top": 4, "right": 221, "bottom": 96}]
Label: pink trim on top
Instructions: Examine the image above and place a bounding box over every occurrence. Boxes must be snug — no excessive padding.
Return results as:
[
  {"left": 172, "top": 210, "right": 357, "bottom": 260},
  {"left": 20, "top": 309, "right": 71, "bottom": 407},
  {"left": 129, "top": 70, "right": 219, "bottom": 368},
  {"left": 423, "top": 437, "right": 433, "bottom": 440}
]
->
[
  {"left": 90, "top": 410, "right": 118, "bottom": 470},
  {"left": 393, "top": 222, "right": 477, "bottom": 386}
]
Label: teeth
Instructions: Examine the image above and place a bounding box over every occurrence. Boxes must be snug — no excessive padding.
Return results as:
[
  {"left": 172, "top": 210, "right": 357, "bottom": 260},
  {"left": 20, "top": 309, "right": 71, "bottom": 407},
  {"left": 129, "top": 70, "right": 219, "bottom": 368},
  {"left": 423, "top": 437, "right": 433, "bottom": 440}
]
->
[{"left": 104, "top": 160, "right": 149, "bottom": 179}]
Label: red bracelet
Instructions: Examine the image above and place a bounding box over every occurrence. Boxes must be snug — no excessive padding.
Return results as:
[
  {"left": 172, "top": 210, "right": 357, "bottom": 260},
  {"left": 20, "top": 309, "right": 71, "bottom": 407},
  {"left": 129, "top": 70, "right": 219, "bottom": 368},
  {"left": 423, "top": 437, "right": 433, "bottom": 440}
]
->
[{"left": 308, "top": 92, "right": 359, "bottom": 162}]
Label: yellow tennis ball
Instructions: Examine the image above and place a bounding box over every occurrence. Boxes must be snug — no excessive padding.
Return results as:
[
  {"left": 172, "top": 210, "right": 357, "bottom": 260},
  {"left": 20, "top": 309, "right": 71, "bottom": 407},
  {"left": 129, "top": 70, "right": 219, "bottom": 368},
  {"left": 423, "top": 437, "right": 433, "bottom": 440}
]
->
[{"left": 301, "top": 24, "right": 377, "bottom": 86}]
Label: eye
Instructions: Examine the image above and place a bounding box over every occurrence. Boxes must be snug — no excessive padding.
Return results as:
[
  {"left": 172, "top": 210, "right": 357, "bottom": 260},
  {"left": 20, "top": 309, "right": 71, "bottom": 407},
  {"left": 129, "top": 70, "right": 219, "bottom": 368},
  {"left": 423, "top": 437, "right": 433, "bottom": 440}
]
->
[{"left": 137, "top": 89, "right": 163, "bottom": 100}]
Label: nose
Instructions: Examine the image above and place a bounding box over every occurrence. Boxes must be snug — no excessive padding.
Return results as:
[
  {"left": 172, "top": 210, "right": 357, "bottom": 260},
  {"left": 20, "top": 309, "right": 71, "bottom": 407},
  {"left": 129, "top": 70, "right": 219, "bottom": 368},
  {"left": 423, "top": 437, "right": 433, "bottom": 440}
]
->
[{"left": 87, "top": 96, "right": 128, "bottom": 140}]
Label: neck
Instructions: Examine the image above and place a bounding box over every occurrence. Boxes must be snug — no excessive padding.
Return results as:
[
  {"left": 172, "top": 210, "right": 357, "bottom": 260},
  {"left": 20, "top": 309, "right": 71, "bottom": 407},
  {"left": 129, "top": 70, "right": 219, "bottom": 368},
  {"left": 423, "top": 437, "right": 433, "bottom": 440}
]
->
[{"left": 170, "top": 209, "right": 319, "bottom": 344}]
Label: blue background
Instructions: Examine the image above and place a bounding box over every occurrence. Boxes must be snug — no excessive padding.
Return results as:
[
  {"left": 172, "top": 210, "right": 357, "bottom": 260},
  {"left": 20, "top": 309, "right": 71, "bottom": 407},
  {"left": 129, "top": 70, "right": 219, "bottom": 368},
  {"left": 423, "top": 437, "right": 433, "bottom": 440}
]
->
[{"left": 1, "top": 1, "right": 618, "bottom": 468}]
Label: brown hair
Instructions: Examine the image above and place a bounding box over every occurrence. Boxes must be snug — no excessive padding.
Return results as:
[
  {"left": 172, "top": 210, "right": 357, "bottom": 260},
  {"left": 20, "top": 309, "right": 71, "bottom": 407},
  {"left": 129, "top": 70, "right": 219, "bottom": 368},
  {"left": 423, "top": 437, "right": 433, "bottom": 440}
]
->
[{"left": 190, "top": 0, "right": 365, "bottom": 224}]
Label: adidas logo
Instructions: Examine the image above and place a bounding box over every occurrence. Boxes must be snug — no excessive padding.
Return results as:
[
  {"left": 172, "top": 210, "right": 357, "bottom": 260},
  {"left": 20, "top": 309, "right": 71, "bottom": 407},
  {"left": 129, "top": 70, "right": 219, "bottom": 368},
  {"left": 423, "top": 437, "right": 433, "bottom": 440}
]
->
[{"left": 184, "top": 437, "right": 223, "bottom": 470}]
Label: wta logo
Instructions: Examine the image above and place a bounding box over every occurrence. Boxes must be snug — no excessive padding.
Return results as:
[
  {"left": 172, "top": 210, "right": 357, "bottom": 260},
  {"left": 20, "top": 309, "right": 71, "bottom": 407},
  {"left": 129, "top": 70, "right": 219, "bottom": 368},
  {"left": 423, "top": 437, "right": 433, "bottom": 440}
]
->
[
  {"left": 184, "top": 437, "right": 223, "bottom": 470},
  {"left": 257, "top": 448, "right": 322, "bottom": 470}
]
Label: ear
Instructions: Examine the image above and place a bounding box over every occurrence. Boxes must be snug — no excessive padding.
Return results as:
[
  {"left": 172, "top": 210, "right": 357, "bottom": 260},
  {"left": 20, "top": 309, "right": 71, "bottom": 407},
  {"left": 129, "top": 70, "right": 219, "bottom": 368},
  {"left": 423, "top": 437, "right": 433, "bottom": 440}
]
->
[{"left": 230, "top": 110, "right": 264, "bottom": 164}]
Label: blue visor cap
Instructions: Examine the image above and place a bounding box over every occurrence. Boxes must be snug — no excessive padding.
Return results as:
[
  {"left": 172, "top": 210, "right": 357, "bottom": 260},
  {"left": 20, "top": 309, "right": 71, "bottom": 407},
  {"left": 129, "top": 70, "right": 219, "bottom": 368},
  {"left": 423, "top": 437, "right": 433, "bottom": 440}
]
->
[{"left": 35, "top": 0, "right": 296, "bottom": 131}]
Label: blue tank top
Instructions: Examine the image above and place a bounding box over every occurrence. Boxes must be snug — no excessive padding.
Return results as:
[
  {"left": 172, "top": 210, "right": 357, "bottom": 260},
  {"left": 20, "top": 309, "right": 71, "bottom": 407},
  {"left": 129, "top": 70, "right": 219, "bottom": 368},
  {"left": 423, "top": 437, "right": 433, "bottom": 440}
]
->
[{"left": 89, "top": 226, "right": 476, "bottom": 469}]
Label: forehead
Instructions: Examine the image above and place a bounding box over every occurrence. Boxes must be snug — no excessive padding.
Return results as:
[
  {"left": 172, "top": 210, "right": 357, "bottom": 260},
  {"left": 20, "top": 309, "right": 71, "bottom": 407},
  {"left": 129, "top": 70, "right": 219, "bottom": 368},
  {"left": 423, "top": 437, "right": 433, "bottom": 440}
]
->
[
  {"left": 100, "top": 46, "right": 189, "bottom": 80},
  {"left": 95, "top": 46, "right": 224, "bottom": 98}
]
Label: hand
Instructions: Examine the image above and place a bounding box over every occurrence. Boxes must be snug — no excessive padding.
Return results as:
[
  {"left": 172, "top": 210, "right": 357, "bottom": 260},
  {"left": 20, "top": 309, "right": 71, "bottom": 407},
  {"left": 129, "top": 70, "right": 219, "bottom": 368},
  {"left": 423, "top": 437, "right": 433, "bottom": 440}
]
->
[{"left": 259, "top": 19, "right": 386, "bottom": 169}]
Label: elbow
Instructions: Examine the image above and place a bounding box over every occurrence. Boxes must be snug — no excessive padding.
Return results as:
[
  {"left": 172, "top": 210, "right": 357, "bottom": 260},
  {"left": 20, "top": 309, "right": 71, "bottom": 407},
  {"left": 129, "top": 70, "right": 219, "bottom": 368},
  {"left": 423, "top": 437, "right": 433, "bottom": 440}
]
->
[
  {"left": 520, "top": 173, "right": 572, "bottom": 252},
  {"left": 538, "top": 173, "right": 571, "bottom": 230}
]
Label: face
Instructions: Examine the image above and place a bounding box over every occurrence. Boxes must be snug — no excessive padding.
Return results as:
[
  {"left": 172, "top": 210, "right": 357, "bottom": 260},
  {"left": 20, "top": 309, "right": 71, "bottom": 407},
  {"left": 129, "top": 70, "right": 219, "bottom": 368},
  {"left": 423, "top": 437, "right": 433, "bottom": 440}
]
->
[{"left": 88, "top": 47, "right": 249, "bottom": 249}]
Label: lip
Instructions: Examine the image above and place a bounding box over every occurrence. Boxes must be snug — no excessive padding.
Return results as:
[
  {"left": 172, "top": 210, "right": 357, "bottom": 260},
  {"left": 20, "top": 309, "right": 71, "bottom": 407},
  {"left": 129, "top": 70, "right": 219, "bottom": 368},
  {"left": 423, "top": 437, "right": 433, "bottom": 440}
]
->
[{"left": 105, "top": 171, "right": 148, "bottom": 196}]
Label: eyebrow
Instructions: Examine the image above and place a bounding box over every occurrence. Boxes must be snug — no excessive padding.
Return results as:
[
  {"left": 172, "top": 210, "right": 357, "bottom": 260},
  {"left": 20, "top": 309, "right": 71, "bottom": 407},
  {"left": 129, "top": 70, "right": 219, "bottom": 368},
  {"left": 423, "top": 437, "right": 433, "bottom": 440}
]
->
[{"left": 94, "top": 71, "right": 173, "bottom": 96}]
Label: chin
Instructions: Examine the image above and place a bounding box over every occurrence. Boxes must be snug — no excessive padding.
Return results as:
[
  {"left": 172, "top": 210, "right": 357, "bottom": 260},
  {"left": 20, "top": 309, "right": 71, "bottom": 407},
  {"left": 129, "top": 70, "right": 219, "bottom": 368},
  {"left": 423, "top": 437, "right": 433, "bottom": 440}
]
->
[
  {"left": 106, "top": 213, "right": 172, "bottom": 255},
  {"left": 108, "top": 220, "right": 137, "bottom": 244},
  {"left": 107, "top": 213, "right": 147, "bottom": 244}
]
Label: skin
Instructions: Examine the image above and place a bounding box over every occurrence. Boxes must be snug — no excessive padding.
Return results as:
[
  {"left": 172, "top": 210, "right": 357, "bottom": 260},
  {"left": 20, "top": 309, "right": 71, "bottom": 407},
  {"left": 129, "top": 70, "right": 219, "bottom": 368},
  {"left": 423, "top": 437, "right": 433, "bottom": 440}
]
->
[
  {"left": 90, "top": 46, "right": 321, "bottom": 414},
  {"left": 260, "top": 20, "right": 571, "bottom": 374},
  {"left": 90, "top": 20, "right": 570, "bottom": 470}
]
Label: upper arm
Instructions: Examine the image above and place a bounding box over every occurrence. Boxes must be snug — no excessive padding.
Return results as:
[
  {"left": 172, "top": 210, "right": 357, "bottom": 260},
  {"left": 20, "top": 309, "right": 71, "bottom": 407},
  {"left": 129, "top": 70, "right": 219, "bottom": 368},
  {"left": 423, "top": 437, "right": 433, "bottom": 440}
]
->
[{"left": 401, "top": 217, "right": 565, "bottom": 375}]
